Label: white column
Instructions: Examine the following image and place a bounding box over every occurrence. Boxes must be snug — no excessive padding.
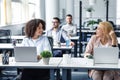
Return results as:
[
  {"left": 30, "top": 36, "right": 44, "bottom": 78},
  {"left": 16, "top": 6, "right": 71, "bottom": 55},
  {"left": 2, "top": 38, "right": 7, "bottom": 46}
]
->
[
  {"left": 1, "top": 0, "right": 12, "bottom": 25},
  {"left": 45, "top": 0, "right": 59, "bottom": 31},
  {"left": 35, "top": 0, "right": 45, "bottom": 20},
  {"left": 6, "top": 0, "right": 12, "bottom": 25},
  {"left": 66, "top": 0, "right": 74, "bottom": 16},
  {"left": 21, "top": 0, "right": 29, "bottom": 23},
  {"left": 0, "top": 0, "right": 1, "bottom": 24}
]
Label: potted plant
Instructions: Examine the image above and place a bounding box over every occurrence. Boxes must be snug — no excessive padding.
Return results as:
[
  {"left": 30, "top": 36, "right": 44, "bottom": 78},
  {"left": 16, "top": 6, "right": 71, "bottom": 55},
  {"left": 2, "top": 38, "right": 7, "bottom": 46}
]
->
[
  {"left": 87, "top": 20, "right": 98, "bottom": 30},
  {"left": 40, "top": 50, "right": 52, "bottom": 65}
]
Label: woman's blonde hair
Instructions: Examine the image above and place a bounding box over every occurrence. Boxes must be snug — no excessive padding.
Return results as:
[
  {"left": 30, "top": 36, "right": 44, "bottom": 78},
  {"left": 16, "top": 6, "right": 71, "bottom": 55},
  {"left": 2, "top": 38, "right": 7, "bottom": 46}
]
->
[{"left": 99, "top": 21, "right": 114, "bottom": 35}]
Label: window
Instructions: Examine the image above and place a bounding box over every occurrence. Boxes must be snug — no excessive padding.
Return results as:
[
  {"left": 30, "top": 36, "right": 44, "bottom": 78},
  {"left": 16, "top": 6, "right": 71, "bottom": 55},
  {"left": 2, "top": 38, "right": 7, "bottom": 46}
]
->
[
  {"left": 28, "top": 1, "right": 36, "bottom": 20},
  {"left": 11, "top": 1, "right": 22, "bottom": 24},
  {"left": 0, "top": 0, "right": 37, "bottom": 25},
  {"left": 116, "top": 0, "right": 120, "bottom": 25}
]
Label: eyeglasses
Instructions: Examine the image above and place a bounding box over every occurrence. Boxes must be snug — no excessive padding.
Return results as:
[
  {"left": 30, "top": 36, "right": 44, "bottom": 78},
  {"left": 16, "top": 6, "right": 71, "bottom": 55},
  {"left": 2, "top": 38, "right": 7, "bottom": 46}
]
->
[{"left": 52, "top": 21, "right": 59, "bottom": 23}]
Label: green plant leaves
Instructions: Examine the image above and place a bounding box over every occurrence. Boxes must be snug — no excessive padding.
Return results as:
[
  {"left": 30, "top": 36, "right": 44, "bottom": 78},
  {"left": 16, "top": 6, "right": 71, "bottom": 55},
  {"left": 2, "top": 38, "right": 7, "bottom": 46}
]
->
[{"left": 40, "top": 50, "right": 52, "bottom": 58}]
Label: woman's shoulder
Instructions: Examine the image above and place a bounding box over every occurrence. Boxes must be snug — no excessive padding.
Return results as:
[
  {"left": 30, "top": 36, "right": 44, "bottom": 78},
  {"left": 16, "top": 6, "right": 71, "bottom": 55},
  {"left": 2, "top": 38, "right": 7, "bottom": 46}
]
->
[
  {"left": 23, "top": 37, "right": 30, "bottom": 41},
  {"left": 90, "top": 35, "right": 99, "bottom": 41},
  {"left": 40, "top": 35, "right": 48, "bottom": 40},
  {"left": 91, "top": 35, "right": 97, "bottom": 39}
]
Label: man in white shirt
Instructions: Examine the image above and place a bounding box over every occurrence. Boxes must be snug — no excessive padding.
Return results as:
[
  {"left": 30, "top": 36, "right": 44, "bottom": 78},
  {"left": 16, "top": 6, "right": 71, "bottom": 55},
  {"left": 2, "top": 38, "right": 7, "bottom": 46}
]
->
[
  {"left": 61, "top": 14, "right": 77, "bottom": 37},
  {"left": 46, "top": 17, "right": 74, "bottom": 57}
]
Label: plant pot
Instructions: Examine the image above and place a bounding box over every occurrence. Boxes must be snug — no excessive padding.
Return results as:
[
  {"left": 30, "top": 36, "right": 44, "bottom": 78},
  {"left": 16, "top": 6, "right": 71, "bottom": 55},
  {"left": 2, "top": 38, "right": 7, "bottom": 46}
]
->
[
  {"left": 89, "top": 25, "right": 94, "bottom": 30},
  {"left": 86, "top": 12, "right": 92, "bottom": 18},
  {"left": 42, "top": 58, "right": 50, "bottom": 65}
]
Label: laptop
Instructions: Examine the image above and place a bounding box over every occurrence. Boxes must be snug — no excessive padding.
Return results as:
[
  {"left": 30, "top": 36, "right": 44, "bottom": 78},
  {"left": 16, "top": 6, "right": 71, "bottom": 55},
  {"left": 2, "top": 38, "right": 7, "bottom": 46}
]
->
[
  {"left": 93, "top": 47, "right": 119, "bottom": 66},
  {"left": 14, "top": 46, "right": 38, "bottom": 62}
]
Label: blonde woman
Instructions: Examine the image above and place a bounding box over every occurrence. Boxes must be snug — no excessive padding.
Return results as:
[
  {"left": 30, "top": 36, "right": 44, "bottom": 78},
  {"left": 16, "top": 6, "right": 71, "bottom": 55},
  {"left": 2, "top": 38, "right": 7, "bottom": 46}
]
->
[{"left": 84, "top": 21, "right": 120, "bottom": 80}]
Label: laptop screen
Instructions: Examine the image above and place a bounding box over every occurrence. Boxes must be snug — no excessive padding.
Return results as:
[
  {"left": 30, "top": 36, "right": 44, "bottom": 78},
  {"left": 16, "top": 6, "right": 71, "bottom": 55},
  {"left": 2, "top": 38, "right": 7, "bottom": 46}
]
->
[
  {"left": 93, "top": 47, "right": 119, "bottom": 65},
  {"left": 14, "top": 46, "right": 38, "bottom": 62}
]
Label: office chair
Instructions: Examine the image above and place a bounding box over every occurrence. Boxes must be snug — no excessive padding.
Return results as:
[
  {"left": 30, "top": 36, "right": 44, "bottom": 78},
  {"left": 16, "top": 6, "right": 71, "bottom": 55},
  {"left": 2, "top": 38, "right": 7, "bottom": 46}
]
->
[
  {"left": 0, "top": 29, "right": 12, "bottom": 54},
  {"left": 0, "top": 29, "right": 12, "bottom": 56},
  {"left": 0, "top": 29, "right": 17, "bottom": 80},
  {"left": 47, "top": 36, "right": 53, "bottom": 53},
  {"left": 22, "top": 27, "right": 25, "bottom": 35},
  {"left": 47, "top": 36, "right": 62, "bottom": 80},
  {"left": 0, "top": 29, "right": 11, "bottom": 42}
]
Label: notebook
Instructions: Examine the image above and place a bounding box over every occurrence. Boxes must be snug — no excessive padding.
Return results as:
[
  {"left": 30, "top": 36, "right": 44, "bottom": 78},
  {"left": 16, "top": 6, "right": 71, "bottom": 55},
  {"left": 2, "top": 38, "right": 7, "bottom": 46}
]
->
[
  {"left": 93, "top": 47, "right": 119, "bottom": 66},
  {"left": 14, "top": 46, "right": 38, "bottom": 62}
]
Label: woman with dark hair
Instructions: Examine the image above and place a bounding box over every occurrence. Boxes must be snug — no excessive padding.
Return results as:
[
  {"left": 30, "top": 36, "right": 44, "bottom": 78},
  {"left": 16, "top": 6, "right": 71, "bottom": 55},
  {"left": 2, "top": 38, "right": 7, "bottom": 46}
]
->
[{"left": 21, "top": 19, "right": 51, "bottom": 80}]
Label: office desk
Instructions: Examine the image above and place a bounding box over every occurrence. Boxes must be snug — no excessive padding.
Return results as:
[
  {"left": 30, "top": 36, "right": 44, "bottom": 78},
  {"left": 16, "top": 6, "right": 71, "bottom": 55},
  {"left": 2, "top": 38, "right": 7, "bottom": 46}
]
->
[
  {"left": 70, "top": 36, "right": 79, "bottom": 57},
  {"left": 53, "top": 45, "right": 72, "bottom": 50},
  {"left": 11, "top": 36, "right": 25, "bottom": 43},
  {"left": 0, "top": 57, "right": 62, "bottom": 80},
  {"left": 0, "top": 43, "right": 22, "bottom": 49},
  {"left": 0, "top": 43, "right": 72, "bottom": 50},
  {"left": 53, "top": 45, "right": 73, "bottom": 55},
  {"left": 11, "top": 36, "right": 25, "bottom": 40},
  {"left": 59, "top": 58, "right": 120, "bottom": 80}
]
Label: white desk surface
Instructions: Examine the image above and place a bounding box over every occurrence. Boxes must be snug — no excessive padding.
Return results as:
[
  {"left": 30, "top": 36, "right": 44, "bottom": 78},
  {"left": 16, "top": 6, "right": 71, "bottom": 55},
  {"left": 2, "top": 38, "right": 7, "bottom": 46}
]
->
[
  {"left": 11, "top": 36, "right": 25, "bottom": 40},
  {"left": 0, "top": 43, "right": 22, "bottom": 49},
  {"left": 70, "top": 36, "right": 79, "bottom": 40},
  {"left": 0, "top": 57, "right": 62, "bottom": 68},
  {"left": 11, "top": 36, "right": 79, "bottom": 41},
  {"left": 53, "top": 45, "right": 73, "bottom": 50},
  {"left": 59, "top": 58, "right": 120, "bottom": 70},
  {"left": 77, "top": 29, "right": 95, "bottom": 33},
  {"left": 0, "top": 43, "right": 72, "bottom": 50},
  {"left": 1, "top": 57, "right": 119, "bottom": 69},
  {"left": 77, "top": 29, "right": 120, "bottom": 33}
]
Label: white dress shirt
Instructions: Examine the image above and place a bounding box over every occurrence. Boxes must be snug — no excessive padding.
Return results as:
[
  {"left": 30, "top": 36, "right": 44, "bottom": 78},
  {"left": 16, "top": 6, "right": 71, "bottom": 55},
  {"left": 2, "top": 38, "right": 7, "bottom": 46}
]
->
[
  {"left": 21, "top": 35, "right": 52, "bottom": 55},
  {"left": 62, "top": 23, "right": 77, "bottom": 36},
  {"left": 46, "top": 27, "right": 70, "bottom": 44}
]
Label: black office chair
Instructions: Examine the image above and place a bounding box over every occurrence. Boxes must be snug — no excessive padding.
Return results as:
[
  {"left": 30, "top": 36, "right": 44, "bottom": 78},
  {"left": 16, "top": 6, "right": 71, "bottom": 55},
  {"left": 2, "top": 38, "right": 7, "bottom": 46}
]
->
[
  {"left": 47, "top": 36, "right": 62, "bottom": 80},
  {"left": 22, "top": 27, "right": 25, "bottom": 35},
  {"left": 0, "top": 29, "right": 12, "bottom": 56},
  {"left": 47, "top": 36, "right": 53, "bottom": 53}
]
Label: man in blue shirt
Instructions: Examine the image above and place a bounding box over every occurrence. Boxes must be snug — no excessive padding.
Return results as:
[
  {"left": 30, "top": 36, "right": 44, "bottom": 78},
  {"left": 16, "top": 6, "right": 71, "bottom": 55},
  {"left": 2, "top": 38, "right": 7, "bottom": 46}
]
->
[{"left": 46, "top": 17, "right": 74, "bottom": 57}]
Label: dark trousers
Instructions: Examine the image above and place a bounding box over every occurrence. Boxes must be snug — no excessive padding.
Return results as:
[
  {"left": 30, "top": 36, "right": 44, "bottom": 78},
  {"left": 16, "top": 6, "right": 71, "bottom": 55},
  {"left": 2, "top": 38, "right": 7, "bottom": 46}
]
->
[
  {"left": 53, "top": 50, "right": 62, "bottom": 57},
  {"left": 21, "top": 69, "right": 50, "bottom": 80},
  {"left": 53, "top": 50, "right": 67, "bottom": 57}
]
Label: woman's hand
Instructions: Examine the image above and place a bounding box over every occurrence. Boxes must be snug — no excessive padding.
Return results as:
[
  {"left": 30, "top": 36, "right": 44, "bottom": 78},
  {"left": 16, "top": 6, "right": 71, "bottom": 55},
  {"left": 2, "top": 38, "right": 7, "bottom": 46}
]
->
[
  {"left": 84, "top": 53, "right": 93, "bottom": 59},
  {"left": 109, "top": 30, "right": 117, "bottom": 45},
  {"left": 37, "top": 55, "right": 42, "bottom": 60},
  {"left": 70, "top": 41, "right": 75, "bottom": 46}
]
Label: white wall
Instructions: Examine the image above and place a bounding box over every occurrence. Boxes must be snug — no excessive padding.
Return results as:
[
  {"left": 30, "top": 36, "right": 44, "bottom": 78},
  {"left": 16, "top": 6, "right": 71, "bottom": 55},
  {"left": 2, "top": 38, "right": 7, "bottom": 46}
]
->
[
  {"left": 59, "top": 0, "right": 116, "bottom": 26},
  {"left": 0, "top": 0, "right": 116, "bottom": 35}
]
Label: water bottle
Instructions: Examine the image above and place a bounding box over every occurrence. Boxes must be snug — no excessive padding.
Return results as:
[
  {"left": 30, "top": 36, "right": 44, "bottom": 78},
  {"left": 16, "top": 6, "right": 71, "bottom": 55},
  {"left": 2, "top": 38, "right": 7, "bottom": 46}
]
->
[
  {"left": 2, "top": 53, "right": 9, "bottom": 64},
  {"left": 66, "top": 40, "right": 70, "bottom": 47}
]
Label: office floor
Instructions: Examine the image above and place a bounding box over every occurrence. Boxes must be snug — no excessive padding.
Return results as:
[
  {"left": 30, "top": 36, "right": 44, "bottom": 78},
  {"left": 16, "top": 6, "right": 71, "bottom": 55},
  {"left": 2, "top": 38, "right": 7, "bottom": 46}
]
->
[
  {"left": 0, "top": 69, "right": 89, "bottom": 80},
  {"left": 72, "top": 71, "right": 89, "bottom": 80}
]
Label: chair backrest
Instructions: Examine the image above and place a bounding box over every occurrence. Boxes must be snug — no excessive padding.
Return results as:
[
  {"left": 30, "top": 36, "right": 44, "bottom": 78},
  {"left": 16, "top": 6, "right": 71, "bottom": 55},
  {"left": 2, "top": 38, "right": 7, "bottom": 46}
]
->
[
  {"left": 0, "top": 29, "right": 11, "bottom": 43},
  {"left": 47, "top": 36, "right": 53, "bottom": 53},
  {"left": 22, "top": 27, "right": 25, "bottom": 35}
]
